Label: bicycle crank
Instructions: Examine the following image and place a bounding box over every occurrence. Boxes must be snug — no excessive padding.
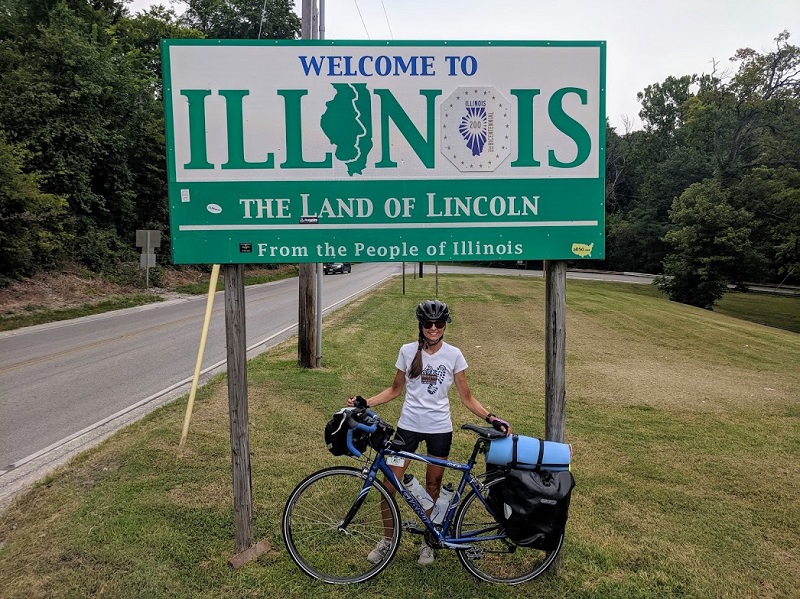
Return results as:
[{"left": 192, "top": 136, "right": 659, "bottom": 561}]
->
[{"left": 402, "top": 520, "right": 426, "bottom": 534}]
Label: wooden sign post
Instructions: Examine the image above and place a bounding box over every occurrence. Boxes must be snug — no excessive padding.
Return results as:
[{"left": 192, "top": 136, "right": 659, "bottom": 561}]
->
[
  {"left": 544, "top": 260, "right": 567, "bottom": 443},
  {"left": 223, "top": 265, "right": 254, "bottom": 553}
]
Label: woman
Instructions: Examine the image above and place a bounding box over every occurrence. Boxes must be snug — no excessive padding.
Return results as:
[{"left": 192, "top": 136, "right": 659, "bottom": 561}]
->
[{"left": 348, "top": 299, "right": 511, "bottom": 566}]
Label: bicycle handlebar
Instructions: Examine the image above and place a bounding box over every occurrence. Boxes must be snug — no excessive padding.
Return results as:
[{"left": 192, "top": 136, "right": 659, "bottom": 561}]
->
[{"left": 345, "top": 408, "right": 379, "bottom": 457}]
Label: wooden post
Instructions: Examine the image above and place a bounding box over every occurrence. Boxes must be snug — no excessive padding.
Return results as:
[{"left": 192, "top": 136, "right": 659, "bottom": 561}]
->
[
  {"left": 224, "top": 265, "right": 254, "bottom": 552},
  {"left": 315, "top": 262, "right": 323, "bottom": 367},
  {"left": 544, "top": 260, "right": 567, "bottom": 443},
  {"left": 297, "top": 263, "right": 317, "bottom": 368},
  {"left": 297, "top": 1, "right": 318, "bottom": 369}
]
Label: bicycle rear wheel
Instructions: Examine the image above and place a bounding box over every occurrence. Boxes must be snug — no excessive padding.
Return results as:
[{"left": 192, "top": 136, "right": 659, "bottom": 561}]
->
[
  {"left": 453, "top": 476, "right": 562, "bottom": 584},
  {"left": 282, "top": 466, "right": 401, "bottom": 584}
]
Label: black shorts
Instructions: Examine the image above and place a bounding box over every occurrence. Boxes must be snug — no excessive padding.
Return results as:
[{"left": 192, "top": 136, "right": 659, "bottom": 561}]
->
[{"left": 394, "top": 428, "right": 453, "bottom": 458}]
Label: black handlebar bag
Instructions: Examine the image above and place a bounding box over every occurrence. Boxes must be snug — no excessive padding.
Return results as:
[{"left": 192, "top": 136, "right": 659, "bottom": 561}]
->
[
  {"left": 324, "top": 411, "right": 368, "bottom": 456},
  {"left": 500, "top": 468, "right": 575, "bottom": 551},
  {"left": 323, "top": 409, "right": 393, "bottom": 456}
]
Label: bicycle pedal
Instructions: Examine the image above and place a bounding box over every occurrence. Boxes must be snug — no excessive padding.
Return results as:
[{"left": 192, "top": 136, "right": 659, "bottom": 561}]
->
[
  {"left": 402, "top": 520, "right": 426, "bottom": 534},
  {"left": 464, "top": 547, "right": 485, "bottom": 560}
]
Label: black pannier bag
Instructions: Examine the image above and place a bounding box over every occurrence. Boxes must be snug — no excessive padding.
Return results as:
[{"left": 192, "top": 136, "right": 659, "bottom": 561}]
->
[
  {"left": 500, "top": 468, "right": 575, "bottom": 551},
  {"left": 324, "top": 410, "right": 368, "bottom": 457},
  {"left": 485, "top": 463, "right": 505, "bottom": 519}
]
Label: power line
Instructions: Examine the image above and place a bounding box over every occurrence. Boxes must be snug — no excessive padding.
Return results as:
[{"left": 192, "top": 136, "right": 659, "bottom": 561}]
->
[
  {"left": 379, "top": 0, "right": 394, "bottom": 40},
  {"left": 353, "top": 0, "right": 371, "bottom": 39},
  {"left": 258, "top": 0, "right": 267, "bottom": 39}
]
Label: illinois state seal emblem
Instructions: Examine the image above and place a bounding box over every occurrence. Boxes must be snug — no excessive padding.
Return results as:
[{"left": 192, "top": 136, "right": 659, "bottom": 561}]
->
[{"left": 440, "top": 86, "right": 511, "bottom": 172}]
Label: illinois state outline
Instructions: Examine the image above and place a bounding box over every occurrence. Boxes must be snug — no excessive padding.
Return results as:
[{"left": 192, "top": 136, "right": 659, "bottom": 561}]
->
[{"left": 320, "top": 83, "right": 373, "bottom": 175}]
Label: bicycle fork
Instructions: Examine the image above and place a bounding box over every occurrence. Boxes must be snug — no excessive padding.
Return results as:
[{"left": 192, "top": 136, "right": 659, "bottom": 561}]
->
[{"left": 337, "top": 468, "right": 379, "bottom": 533}]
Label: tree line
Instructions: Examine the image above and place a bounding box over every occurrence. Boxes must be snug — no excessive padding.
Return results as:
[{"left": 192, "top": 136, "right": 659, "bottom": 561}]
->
[
  {"left": 0, "top": 0, "right": 299, "bottom": 284},
  {"left": 606, "top": 32, "right": 799, "bottom": 307},
  {"left": 1, "top": 0, "right": 797, "bottom": 309}
]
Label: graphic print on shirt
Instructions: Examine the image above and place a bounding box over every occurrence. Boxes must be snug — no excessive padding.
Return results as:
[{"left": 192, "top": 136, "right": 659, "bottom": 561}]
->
[{"left": 420, "top": 364, "right": 447, "bottom": 394}]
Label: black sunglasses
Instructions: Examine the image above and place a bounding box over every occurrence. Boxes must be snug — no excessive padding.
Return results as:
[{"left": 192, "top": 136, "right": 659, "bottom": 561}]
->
[{"left": 422, "top": 320, "right": 447, "bottom": 329}]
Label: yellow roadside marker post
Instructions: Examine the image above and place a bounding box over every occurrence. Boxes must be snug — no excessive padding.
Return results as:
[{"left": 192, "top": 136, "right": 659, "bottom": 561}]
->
[{"left": 178, "top": 264, "right": 220, "bottom": 451}]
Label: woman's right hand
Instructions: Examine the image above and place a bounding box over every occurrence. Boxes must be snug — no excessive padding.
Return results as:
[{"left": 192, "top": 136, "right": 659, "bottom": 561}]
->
[{"left": 347, "top": 395, "right": 368, "bottom": 408}]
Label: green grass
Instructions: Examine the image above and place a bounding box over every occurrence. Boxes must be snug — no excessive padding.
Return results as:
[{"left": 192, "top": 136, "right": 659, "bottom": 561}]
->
[
  {"left": 0, "top": 276, "right": 798, "bottom": 598},
  {"left": 715, "top": 290, "right": 800, "bottom": 333},
  {"left": 0, "top": 295, "right": 164, "bottom": 332},
  {"left": 602, "top": 281, "right": 800, "bottom": 334}
]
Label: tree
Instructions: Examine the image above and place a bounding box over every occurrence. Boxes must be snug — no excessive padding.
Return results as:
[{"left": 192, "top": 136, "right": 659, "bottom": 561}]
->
[
  {"left": 111, "top": 8, "right": 204, "bottom": 262},
  {"left": 0, "top": 4, "right": 142, "bottom": 269},
  {"left": 0, "top": 128, "right": 68, "bottom": 282},
  {"left": 0, "top": 2, "right": 199, "bottom": 274},
  {"left": 637, "top": 75, "right": 695, "bottom": 134},
  {"left": 177, "top": 0, "right": 300, "bottom": 39},
  {"left": 729, "top": 166, "right": 800, "bottom": 283},
  {"left": 610, "top": 32, "right": 799, "bottom": 286},
  {"left": 602, "top": 77, "right": 713, "bottom": 274},
  {"left": 604, "top": 120, "right": 631, "bottom": 214},
  {"left": 115, "top": 5, "right": 203, "bottom": 82},
  {"left": 605, "top": 206, "right": 670, "bottom": 274},
  {"left": 657, "top": 180, "right": 754, "bottom": 309}
]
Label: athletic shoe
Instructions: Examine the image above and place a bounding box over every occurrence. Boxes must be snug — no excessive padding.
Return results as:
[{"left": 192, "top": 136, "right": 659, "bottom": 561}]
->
[
  {"left": 418, "top": 542, "right": 434, "bottom": 565},
  {"left": 367, "top": 538, "right": 392, "bottom": 564}
]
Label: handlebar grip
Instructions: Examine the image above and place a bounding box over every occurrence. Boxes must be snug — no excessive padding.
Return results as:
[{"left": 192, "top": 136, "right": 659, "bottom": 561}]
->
[
  {"left": 354, "top": 421, "right": 378, "bottom": 434},
  {"left": 345, "top": 428, "right": 362, "bottom": 457},
  {"left": 344, "top": 414, "right": 378, "bottom": 457}
]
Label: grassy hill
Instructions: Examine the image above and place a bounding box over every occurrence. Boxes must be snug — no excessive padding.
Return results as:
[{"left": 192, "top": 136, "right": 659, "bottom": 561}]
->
[{"left": 0, "top": 275, "right": 797, "bottom": 598}]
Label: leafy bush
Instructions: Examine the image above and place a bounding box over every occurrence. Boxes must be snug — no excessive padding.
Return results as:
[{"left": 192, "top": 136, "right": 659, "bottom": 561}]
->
[{"left": 657, "top": 180, "right": 753, "bottom": 309}]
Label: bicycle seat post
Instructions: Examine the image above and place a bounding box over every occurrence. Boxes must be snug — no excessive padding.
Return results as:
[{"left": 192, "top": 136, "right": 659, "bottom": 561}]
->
[{"left": 466, "top": 437, "right": 488, "bottom": 470}]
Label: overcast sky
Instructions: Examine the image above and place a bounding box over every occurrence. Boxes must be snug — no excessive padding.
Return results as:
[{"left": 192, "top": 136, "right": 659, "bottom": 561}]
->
[{"left": 130, "top": 0, "right": 799, "bottom": 130}]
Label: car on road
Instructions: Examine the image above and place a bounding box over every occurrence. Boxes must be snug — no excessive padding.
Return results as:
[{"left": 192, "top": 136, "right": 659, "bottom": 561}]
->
[{"left": 323, "top": 262, "right": 352, "bottom": 275}]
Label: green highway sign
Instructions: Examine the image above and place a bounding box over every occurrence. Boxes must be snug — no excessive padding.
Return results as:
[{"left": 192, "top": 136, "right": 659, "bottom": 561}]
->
[{"left": 161, "top": 40, "right": 606, "bottom": 264}]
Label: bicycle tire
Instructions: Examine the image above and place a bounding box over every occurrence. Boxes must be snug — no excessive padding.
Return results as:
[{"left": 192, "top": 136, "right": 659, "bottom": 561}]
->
[
  {"left": 282, "top": 466, "right": 401, "bottom": 584},
  {"left": 453, "top": 476, "right": 563, "bottom": 584}
]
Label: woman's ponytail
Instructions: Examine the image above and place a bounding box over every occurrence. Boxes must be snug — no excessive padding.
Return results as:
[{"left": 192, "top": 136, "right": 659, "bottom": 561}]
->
[{"left": 408, "top": 330, "right": 425, "bottom": 379}]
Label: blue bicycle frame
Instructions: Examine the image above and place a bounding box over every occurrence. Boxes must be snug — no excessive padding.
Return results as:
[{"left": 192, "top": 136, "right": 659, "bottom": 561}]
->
[{"left": 340, "top": 410, "right": 505, "bottom": 549}]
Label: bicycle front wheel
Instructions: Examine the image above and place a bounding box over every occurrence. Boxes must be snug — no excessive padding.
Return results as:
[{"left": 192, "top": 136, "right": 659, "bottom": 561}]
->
[
  {"left": 453, "top": 476, "right": 563, "bottom": 584},
  {"left": 282, "top": 466, "right": 401, "bottom": 584}
]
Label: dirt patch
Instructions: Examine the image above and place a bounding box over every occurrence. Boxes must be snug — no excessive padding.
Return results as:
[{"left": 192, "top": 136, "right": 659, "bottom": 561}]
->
[
  {"left": 0, "top": 266, "right": 292, "bottom": 318},
  {"left": 0, "top": 269, "right": 143, "bottom": 315}
]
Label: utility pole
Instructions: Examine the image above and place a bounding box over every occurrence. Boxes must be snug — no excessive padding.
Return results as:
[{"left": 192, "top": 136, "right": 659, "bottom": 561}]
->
[
  {"left": 298, "top": 0, "right": 318, "bottom": 368},
  {"left": 313, "top": 0, "right": 326, "bottom": 367}
]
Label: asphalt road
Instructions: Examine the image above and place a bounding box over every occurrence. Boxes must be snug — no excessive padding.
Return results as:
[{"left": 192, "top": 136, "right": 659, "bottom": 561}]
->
[
  {"left": 0, "top": 263, "right": 652, "bottom": 510},
  {"left": 0, "top": 263, "right": 400, "bottom": 470}
]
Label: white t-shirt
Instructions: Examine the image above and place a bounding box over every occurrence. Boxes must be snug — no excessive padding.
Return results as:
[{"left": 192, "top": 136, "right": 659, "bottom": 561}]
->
[{"left": 395, "top": 341, "right": 468, "bottom": 433}]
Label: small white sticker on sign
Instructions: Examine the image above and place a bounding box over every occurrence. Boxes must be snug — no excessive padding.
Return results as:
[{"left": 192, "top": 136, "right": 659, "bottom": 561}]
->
[
  {"left": 181, "top": 189, "right": 190, "bottom": 203},
  {"left": 207, "top": 203, "right": 222, "bottom": 214}
]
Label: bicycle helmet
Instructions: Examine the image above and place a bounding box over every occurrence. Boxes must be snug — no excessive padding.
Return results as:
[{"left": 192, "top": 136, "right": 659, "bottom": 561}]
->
[{"left": 415, "top": 300, "right": 452, "bottom": 323}]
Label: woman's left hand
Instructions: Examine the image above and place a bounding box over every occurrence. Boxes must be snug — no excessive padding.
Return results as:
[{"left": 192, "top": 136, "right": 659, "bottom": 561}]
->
[{"left": 490, "top": 416, "right": 511, "bottom": 436}]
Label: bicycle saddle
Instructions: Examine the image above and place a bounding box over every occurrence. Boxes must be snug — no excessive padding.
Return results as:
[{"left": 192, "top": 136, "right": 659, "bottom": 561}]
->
[{"left": 461, "top": 423, "right": 506, "bottom": 439}]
